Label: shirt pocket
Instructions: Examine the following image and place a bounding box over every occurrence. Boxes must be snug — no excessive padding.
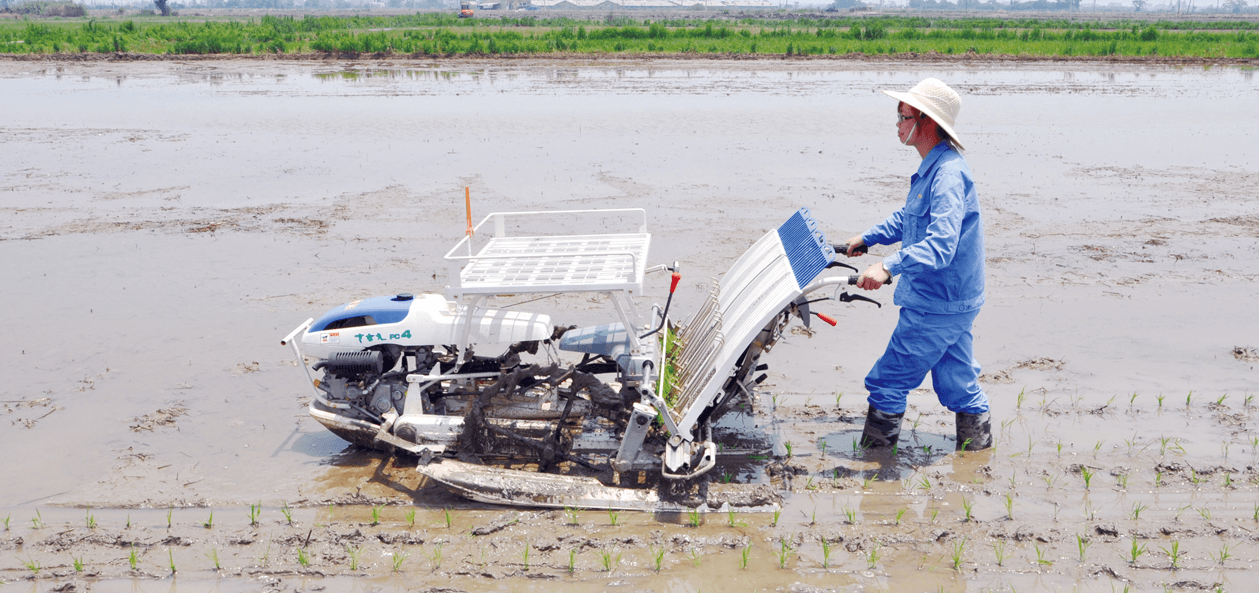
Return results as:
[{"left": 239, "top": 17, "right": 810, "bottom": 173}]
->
[{"left": 903, "top": 194, "right": 931, "bottom": 244}]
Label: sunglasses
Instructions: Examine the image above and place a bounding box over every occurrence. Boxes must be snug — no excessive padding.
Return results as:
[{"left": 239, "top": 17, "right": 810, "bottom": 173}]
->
[{"left": 897, "top": 112, "right": 919, "bottom": 123}]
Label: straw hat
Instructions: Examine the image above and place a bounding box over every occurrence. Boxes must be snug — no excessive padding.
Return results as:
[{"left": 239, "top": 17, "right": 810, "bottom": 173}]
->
[{"left": 882, "top": 78, "right": 964, "bottom": 150}]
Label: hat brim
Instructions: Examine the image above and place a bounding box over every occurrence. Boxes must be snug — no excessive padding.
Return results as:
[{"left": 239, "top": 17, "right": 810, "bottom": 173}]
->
[{"left": 883, "top": 89, "right": 965, "bottom": 151}]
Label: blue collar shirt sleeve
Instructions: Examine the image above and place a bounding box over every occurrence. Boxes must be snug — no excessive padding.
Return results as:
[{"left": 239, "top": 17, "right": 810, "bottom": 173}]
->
[{"left": 860, "top": 142, "right": 986, "bottom": 314}]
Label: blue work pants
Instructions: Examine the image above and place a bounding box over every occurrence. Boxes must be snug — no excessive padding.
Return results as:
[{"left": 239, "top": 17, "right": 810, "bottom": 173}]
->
[{"left": 865, "top": 307, "right": 988, "bottom": 415}]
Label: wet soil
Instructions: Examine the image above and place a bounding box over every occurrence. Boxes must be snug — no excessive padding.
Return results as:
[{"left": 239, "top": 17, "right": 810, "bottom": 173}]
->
[{"left": 1, "top": 58, "right": 1257, "bottom": 592}]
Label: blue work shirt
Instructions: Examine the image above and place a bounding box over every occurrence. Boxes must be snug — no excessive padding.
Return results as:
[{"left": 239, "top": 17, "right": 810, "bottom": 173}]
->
[{"left": 861, "top": 141, "right": 985, "bottom": 315}]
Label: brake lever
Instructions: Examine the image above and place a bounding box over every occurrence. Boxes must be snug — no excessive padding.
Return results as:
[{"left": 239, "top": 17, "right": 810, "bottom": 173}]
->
[
  {"left": 826, "top": 260, "right": 858, "bottom": 273},
  {"left": 837, "top": 292, "right": 882, "bottom": 308}
]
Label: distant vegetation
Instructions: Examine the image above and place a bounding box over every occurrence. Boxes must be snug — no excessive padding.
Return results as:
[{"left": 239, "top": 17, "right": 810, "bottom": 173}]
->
[
  {"left": 2, "top": 0, "right": 86, "bottom": 17},
  {"left": 1, "top": 13, "right": 1257, "bottom": 58}
]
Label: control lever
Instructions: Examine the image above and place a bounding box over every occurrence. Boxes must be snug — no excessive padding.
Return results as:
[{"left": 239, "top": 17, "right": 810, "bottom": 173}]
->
[
  {"left": 640, "top": 263, "right": 681, "bottom": 339},
  {"left": 837, "top": 292, "right": 882, "bottom": 308}
]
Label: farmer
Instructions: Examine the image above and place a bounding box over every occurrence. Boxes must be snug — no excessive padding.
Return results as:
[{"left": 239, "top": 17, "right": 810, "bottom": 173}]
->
[{"left": 838, "top": 77, "right": 991, "bottom": 452}]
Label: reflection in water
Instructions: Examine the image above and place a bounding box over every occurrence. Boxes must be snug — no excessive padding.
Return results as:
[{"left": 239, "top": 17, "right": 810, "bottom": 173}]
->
[{"left": 312, "top": 68, "right": 463, "bottom": 81}]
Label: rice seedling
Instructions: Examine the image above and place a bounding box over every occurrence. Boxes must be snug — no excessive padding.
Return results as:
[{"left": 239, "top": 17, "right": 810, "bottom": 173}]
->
[
  {"left": 1217, "top": 393, "right": 1229, "bottom": 405},
  {"left": 1042, "top": 472, "right": 1060, "bottom": 489},
  {"left": 818, "top": 438, "right": 828, "bottom": 456},
  {"left": 599, "top": 548, "right": 621, "bottom": 572},
  {"left": 568, "top": 549, "right": 579, "bottom": 573},
  {"left": 2, "top": 515, "right": 8, "bottom": 530},
  {"left": 727, "top": 507, "right": 746, "bottom": 527},
  {"left": 1083, "top": 501, "right": 1096, "bottom": 520},
  {"left": 771, "top": 509, "right": 781, "bottom": 527},
  {"left": 81, "top": 506, "right": 96, "bottom": 529},
  {"left": 949, "top": 538, "right": 966, "bottom": 571},
  {"left": 1155, "top": 470, "right": 1164, "bottom": 486},
  {"left": 1131, "top": 502, "right": 1149, "bottom": 520},
  {"left": 891, "top": 443, "right": 899, "bottom": 456},
  {"left": 993, "top": 540, "right": 1009, "bottom": 566},
  {"left": 1189, "top": 467, "right": 1203, "bottom": 485},
  {"left": 368, "top": 504, "right": 383, "bottom": 526},
  {"left": 687, "top": 547, "right": 702, "bottom": 567},
  {"left": 1004, "top": 493, "right": 1014, "bottom": 520},
  {"left": 961, "top": 496, "right": 974, "bottom": 522},
  {"left": 1128, "top": 539, "right": 1147, "bottom": 564},
  {"left": 203, "top": 510, "right": 214, "bottom": 529},
  {"left": 249, "top": 502, "right": 262, "bottom": 527},
  {"left": 1034, "top": 543, "right": 1053, "bottom": 566},
  {"left": 20, "top": 556, "right": 40, "bottom": 575},
  {"left": 821, "top": 537, "right": 833, "bottom": 568},
  {"left": 1027, "top": 436, "right": 1036, "bottom": 456},
  {"left": 930, "top": 507, "right": 940, "bottom": 523},
  {"left": 1081, "top": 467, "right": 1094, "bottom": 490},
  {"left": 1056, "top": 440, "right": 1063, "bottom": 457},
  {"left": 1210, "top": 542, "right": 1232, "bottom": 565},
  {"left": 683, "top": 507, "right": 700, "bottom": 527},
  {"left": 31, "top": 509, "right": 43, "bottom": 529},
  {"left": 443, "top": 508, "right": 454, "bottom": 528},
  {"left": 1254, "top": 503, "right": 1258, "bottom": 522},
  {"left": 1196, "top": 507, "right": 1212, "bottom": 521},
  {"left": 73, "top": 555, "right": 85, "bottom": 572},
  {"left": 1157, "top": 394, "right": 1165, "bottom": 407},
  {"left": 863, "top": 475, "right": 877, "bottom": 489},
  {"left": 1076, "top": 534, "right": 1091, "bottom": 562},
  {"left": 784, "top": 441, "right": 794, "bottom": 457},
  {"left": 805, "top": 476, "right": 817, "bottom": 491},
  {"left": 1008, "top": 471, "right": 1017, "bottom": 488},
  {"left": 1093, "top": 440, "right": 1104, "bottom": 458},
  {"left": 866, "top": 543, "right": 882, "bottom": 569},
  {"left": 843, "top": 507, "right": 857, "bottom": 524},
  {"left": 915, "top": 476, "right": 932, "bottom": 490},
  {"left": 167, "top": 507, "right": 173, "bottom": 528},
  {"left": 1129, "top": 392, "right": 1139, "bottom": 405},
  {"left": 404, "top": 507, "right": 416, "bottom": 527},
  {"left": 346, "top": 545, "right": 363, "bottom": 570},
  {"left": 649, "top": 544, "right": 665, "bottom": 573},
  {"left": 608, "top": 509, "right": 621, "bottom": 526},
  {"left": 282, "top": 502, "right": 294, "bottom": 526},
  {"left": 206, "top": 547, "right": 220, "bottom": 570},
  {"left": 426, "top": 543, "right": 443, "bottom": 570},
  {"left": 1186, "top": 391, "right": 1194, "bottom": 407},
  {"left": 1175, "top": 504, "right": 1193, "bottom": 521},
  {"left": 1016, "top": 388, "right": 1026, "bottom": 409},
  {"left": 128, "top": 544, "right": 139, "bottom": 570},
  {"left": 563, "top": 506, "right": 580, "bottom": 525},
  {"left": 520, "top": 540, "right": 531, "bottom": 570},
  {"left": 739, "top": 542, "right": 752, "bottom": 569},
  {"left": 259, "top": 541, "right": 271, "bottom": 567},
  {"left": 720, "top": 470, "right": 734, "bottom": 484},
  {"left": 1161, "top": 540, "right": 1182, "bottom": 569},
  {"left": 297, "top": 547, "right": 310, "bottom": 568},
  {"left": 834, "top": 390, "right": 844, "bottom": 406},
  {"left": 168, "top": 548, "right": 177, "bottom": 574},
  {"left": 895, "top": 508, "right": 907, "bottom": 525},
  {"left": 391, "top": 550, "right": 407, "bottom": 572},
  {"left": 1117, "top": 474, "right": 1129, "bottom": 489}
]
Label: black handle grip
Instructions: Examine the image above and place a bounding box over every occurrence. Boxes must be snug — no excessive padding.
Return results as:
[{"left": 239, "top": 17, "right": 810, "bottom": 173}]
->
[{"left": 847, "top": 274, "right": 893, "bottom": 286}]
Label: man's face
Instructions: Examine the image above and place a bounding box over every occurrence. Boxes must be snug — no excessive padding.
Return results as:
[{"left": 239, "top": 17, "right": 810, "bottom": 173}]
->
[{"left": 896, "top": 103, "right": 919, "bottom": 144}]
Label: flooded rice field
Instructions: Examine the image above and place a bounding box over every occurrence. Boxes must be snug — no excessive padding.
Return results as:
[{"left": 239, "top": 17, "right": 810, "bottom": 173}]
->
[{"left": 1, "top": 58, "right": 1257, "bottom": 592}]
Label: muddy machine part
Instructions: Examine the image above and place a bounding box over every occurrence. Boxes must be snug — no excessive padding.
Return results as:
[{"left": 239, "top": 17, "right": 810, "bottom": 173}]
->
[{"left": 283, "top": 207, "right": 874, "bottom": 511}]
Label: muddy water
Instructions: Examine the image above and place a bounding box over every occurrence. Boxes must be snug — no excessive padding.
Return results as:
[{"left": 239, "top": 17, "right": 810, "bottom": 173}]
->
[{"left": 1, "top": 59, "right": 1257, "bottom": 592}]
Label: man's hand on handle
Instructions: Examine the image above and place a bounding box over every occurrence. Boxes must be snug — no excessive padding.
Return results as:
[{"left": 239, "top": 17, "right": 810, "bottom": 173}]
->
[
  {"left": 857, "top": 262, "right": 891, "bottom": 291},
  {"left": 839, "top": 236, "right": 867, "bottom": 257}
]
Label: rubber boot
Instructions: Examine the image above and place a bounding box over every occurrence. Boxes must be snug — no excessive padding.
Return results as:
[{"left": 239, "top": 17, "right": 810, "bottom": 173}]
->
[
  {"left": 859, "top": 406, "right": 904, "bottom": 450},
  {"left": 955, "top": 411, "right": 992, "bottom": 451}
]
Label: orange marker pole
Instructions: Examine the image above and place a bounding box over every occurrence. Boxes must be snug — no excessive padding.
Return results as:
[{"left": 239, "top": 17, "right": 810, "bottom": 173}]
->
[{"left": 465, "top": 186, "right": 473, "bottom": 256}]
